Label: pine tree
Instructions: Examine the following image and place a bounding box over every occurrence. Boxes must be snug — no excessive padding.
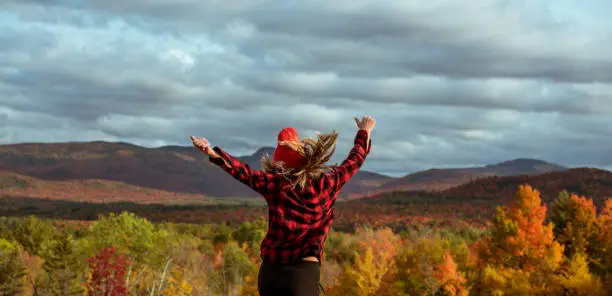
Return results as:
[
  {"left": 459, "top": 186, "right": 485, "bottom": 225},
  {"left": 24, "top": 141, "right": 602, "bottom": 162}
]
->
[
  {"left": 13, "top": 216, "right": 57, "bottom": 257},
  {"left": 550, "top": 190, "right": 571, "bottom": 238},
  {"left": 43, "top": 232, "right": 84, "bottom": 296}
]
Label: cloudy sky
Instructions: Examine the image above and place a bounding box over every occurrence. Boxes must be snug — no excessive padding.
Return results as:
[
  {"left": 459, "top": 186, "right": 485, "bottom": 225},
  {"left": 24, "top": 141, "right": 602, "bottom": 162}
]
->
[{"left": 1, "top": 0, "right": 612, "bottom": 176}]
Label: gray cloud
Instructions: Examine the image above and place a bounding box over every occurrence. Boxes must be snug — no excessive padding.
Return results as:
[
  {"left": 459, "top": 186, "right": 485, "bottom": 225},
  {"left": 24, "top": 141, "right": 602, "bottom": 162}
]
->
[
  {"left": 1, "top": 0, "right": 612, "bottom": 176},
  {"left": 10, "top": 0, "right": 612, "bottom": 82}
]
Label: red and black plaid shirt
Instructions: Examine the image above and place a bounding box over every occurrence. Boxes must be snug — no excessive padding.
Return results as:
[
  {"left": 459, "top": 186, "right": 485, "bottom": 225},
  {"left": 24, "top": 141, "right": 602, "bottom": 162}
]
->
[{"left": 208, "top": 129, "right": 371, "bottom": 264}]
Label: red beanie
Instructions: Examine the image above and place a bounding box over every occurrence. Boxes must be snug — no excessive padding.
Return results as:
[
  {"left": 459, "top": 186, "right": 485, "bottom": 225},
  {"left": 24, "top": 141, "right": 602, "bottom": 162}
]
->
[{"left": 273, "top": 127, "right": 306, "bottom": 169}]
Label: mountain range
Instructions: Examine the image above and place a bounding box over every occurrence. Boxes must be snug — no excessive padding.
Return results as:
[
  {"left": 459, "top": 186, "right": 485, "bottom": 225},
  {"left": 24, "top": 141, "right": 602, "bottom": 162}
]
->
[
  {"left": 351, "top": 158, "right": 567, "bottom": 198},
  {"left": 0, "top": 141, "right": 575, "bottom": 202}
]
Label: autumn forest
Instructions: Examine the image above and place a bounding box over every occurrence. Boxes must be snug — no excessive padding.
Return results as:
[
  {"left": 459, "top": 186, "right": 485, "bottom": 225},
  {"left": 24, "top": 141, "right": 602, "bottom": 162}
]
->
[{"left": 0, "top": 183, "right": 610, "bottom": 295}]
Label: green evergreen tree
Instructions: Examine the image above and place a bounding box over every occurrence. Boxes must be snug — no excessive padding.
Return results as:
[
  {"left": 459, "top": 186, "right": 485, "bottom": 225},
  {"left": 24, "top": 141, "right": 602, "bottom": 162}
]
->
[
  {"left": 13, "top": 216, "right": 57, "bottom": 257},
  {"left": 0, "top": 217, "right": 20, "bottom": 241},
  {"left": 550, "top": 190, "right": 571, "bottom": 238},
  {"left": 42, "top": 232, "right": 84, "bottom": 296}
]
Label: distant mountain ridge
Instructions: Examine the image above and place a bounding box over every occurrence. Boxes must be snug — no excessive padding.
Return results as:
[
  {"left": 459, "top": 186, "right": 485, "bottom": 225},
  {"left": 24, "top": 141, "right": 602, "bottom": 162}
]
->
[
  {"left": 479, "top": 158, "right": 566, "bottom": 175},
  {"left": 0, "top": 140, "right": 570, "bottom": 202},
  {"left": 0, "top": 141, "right": 392, "bottom": 199},
  {"left": 441, "top": 167, "right": 612, "bottom": 206},
  {"left": 351, "top": 158, "right": 567, "bottom": 198}
]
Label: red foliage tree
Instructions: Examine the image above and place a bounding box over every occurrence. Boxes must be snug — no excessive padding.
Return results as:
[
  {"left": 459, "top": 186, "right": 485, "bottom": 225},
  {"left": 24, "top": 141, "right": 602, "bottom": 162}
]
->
[{"left": 85, "top": 247, "right": 130, "bottom": 296}]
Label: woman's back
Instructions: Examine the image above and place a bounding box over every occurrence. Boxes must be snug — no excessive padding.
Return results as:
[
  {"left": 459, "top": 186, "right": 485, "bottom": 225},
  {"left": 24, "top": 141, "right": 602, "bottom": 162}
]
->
[
  {"left": 208, "top": 127, "right": 371, "bottom": 263},
  {"left": 192, "top": 115, "right": 375, "bottom": 296}
]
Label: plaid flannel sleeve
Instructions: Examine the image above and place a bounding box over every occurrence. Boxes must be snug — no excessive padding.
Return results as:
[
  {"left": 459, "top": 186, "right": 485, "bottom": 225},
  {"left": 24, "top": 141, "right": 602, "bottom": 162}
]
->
[
  {"left": 325, "top": 129, "right": 371, "bottom": 193},
  {"left": 208, "top": 146, "right": 278, "bottom": 195}
]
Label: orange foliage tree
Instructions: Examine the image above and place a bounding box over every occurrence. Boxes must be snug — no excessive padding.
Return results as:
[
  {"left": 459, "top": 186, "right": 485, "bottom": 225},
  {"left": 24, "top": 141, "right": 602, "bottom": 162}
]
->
[
  {"left": 473, "top": 184, "right": 564, "bottom": 294},
  {"left": 434, "top": 251, "right": 469, "bottom": 296},
  {"left": 475, "top": 184, "right": 563, "bottom": 271}
]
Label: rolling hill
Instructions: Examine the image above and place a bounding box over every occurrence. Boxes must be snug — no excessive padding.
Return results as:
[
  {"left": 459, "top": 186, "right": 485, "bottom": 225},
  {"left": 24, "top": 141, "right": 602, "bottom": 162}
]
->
[
  {"left": 2, "top": 140, "right": 610, "bottom": 228},
  {"left": 0, "top": 141, "right": 248, "bottom": 196},
  {"left": 0, "top": 140, "right": 583, "bottom": 203},
  {"left": 0, "top": 141, "right": 391, "bottom": 199},
  {"left": 351, "top": 158, "right": 566, "bottom": 198},
  {"left": 0, "top": 170, "right": 207, "bottom": 203},
  {"left": 441, "top": 167, "right": 612, "bottom": 206}
]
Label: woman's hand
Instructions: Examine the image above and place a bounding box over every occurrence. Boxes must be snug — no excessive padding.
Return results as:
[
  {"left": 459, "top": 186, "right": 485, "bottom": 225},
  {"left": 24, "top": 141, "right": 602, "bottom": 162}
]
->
[
  {"left": 354, "top": 115, "right": 376, "bottom": 134},
  {"left": 190, "top": 136, "right": 219, "bottom": 158}
]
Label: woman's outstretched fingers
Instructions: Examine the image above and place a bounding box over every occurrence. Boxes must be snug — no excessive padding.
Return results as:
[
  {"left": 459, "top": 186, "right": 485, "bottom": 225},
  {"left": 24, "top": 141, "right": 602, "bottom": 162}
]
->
[
  {"left": 191, "top": 136, "right": 200, "bottom": 146},
  {"left": 191, "top": 136, "right": 210, "bottom": 153}
]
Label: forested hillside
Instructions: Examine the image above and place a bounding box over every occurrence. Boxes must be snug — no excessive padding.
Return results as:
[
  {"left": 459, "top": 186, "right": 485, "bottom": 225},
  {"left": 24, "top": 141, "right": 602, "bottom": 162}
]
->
[{"left": 1, "top": 184, "right": 610, "bottom": 295}]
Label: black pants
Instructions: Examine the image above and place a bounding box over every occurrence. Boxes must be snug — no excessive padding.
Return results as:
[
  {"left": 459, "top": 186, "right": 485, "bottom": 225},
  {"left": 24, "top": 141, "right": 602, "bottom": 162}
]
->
[{"left": 258, "top": 260, "right": 322, "bottom": 296}]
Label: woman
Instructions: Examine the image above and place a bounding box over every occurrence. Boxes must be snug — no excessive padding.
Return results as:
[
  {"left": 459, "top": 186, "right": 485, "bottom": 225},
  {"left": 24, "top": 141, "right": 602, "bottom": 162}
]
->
[{"left": 191, "top": 115, "right": 376, "bottom": 296}]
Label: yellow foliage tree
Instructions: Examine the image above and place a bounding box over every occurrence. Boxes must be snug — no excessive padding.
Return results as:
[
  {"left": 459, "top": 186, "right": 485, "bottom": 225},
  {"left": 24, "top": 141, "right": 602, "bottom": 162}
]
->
[
  {"left": 162, "top": 269, "right": 193, "bottom": 296},
  {"left": 476, "top": 265, "right": 531, "bottom": 296},
  {"left": 557, "top": 253, "right": 606, "bottom": 296},
  {"left": 393, "top": 236, "right": 448, "bottom": 296},
  {"left": 592, "top": 198, "right": 612, "bottom": 290},
  {"left": 238, "top": 254, "right": 260, "bottom": 296},
  {"left": 238, "top": 274, "right": 259, "bottom": 296},
  {"left": 329, "top": 227, "right": 399, "bottom": 296},
  {"left": 345, "top": 246, "right": 386, "bottom": 295},
  {"left": 557, "top": 194, "right": 598, "bottom": 258}
]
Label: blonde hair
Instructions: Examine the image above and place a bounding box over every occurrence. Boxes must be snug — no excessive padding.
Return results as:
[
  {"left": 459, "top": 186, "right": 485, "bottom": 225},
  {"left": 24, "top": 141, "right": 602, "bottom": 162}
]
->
[{"left": 261, "top": 130, "right": 339, "bottom": 189}]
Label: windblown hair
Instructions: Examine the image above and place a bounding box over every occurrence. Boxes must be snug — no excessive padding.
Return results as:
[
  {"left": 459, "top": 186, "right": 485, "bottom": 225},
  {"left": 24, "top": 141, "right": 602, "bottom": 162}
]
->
[{"left": 261, "top": 130, "right": 339, "bottom": 189}]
